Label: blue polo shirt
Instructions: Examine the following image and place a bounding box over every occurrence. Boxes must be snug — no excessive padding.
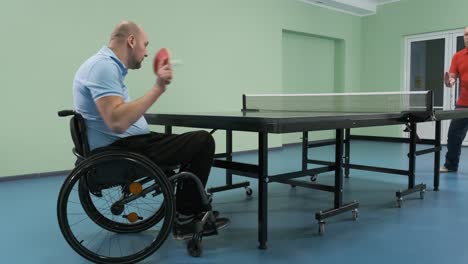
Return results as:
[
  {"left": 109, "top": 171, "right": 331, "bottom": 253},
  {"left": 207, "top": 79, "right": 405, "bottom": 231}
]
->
[{"left": 73, "top": 46, "right": 150, "bottom": 150}]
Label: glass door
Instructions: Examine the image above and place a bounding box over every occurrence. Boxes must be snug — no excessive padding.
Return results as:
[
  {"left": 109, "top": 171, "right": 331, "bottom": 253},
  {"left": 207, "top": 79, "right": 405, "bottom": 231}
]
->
[{"left": 408, "top": 37, "right": 446, "bottom": 109}]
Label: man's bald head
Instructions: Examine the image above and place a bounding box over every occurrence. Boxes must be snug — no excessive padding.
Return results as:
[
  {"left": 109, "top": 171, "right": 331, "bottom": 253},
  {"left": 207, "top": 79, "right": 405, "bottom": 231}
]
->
[{"left": 110, "top": 20, "right": 142, "bottom": 44}]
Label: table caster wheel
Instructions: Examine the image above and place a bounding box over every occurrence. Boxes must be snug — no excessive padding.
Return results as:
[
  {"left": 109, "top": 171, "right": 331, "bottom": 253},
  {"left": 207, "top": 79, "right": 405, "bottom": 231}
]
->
[
  {"left": 420, "top": 189, "right": 425, "bottom": 199},
  {"left": 352, "top": 209, "right": 359, "bottom": 221},
  {"left": 318, "top": 221, "right": 325, "bottom": 236},
  {"left": 397, "top": 197, "right": 403, "bottom": 208}
]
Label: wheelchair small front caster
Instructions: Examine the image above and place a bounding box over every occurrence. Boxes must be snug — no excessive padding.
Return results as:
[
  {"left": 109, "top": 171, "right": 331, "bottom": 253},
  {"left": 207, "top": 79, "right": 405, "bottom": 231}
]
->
[
  {"left": 187, "top": 235, "right": 203, "bottom": 257},
  {"left": 310, "top": 175, "right": 317, "bottom": 182}
]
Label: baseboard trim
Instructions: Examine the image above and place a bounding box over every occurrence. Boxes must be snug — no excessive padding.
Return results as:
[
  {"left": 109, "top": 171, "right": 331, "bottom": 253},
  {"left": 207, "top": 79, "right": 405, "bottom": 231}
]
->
[
  {"left": 0, "top": 170, "right": 70, "bottom": 182},
  {"left": 0, "top": 145, "right": 294, "bottom": 182}
]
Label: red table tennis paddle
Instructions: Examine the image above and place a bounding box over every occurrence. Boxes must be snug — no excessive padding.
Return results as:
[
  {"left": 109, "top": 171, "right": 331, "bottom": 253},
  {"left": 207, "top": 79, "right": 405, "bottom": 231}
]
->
[{"left": 153, "top": 48, "right": 170, "bottom": 74}]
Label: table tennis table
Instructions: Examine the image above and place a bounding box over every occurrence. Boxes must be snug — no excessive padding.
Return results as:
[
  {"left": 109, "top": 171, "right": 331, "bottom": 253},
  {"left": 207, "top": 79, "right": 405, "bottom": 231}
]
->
[{"left": 145, "top": 91, "right": 468, "bottom": 249}]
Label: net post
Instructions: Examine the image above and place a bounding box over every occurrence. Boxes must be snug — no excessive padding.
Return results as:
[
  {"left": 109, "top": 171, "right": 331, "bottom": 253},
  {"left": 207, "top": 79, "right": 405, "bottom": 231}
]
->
[
  {"left": 426, "top": 90, "right": 433, "bottom": 111},
  {"left": 242, "top": 94, "right": 246, "bottom": 111}
]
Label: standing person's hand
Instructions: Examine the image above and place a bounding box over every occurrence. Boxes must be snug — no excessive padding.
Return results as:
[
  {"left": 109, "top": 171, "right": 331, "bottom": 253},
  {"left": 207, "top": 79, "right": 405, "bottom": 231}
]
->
[{"left": 445, "top": 72, "right": 456, "bottom": 87}]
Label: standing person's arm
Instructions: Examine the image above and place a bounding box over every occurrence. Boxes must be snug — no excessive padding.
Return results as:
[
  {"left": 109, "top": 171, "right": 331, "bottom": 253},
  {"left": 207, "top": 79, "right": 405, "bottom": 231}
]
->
[{"left": 446, "top": 54, "right": 459, "bottom": 88}]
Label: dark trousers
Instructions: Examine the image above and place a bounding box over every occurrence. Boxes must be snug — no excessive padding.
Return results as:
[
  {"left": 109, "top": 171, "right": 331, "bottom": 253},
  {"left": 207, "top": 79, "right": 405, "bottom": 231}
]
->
[
  {"left": 110, "top": 130, "right": 215, "bottom": 215},
  {"left": 445, "top": 106, "right": 468, "bottom": 170}
]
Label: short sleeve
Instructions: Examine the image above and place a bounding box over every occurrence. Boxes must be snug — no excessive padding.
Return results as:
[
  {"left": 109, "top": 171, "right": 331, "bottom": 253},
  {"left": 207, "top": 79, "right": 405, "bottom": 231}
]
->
[{"left": 86, "top": 61, "right": 124, "bottom": 101}]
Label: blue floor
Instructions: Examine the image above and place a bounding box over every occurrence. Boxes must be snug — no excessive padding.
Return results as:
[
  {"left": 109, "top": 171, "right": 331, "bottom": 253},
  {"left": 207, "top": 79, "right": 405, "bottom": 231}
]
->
[{"left": 1, "top": 141, "right": 468, "bottom": 264}]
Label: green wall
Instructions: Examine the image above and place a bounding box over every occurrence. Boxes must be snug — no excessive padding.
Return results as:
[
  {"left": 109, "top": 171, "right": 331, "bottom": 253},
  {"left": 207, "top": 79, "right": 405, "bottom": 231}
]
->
[
  {"left": 0, "top": 0, "right": 362, "bottom": 177},
  {"left": 281, "top": 30, "right": 340, "bottom": 144},
  {"left": 282, "top": 31, "right": 336, "bottom": 94}
]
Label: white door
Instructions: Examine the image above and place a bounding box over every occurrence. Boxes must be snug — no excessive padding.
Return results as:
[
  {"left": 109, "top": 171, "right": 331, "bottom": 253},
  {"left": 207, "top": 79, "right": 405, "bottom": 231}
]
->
[{"left": 404, "top": 29, "right": 465, "bottom": 145}]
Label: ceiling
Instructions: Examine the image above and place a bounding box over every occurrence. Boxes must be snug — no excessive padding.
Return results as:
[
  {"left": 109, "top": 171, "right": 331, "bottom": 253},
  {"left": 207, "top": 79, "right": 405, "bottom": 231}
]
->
[{"left": 298, "top": 0, "right": 401, "bottom": 16}]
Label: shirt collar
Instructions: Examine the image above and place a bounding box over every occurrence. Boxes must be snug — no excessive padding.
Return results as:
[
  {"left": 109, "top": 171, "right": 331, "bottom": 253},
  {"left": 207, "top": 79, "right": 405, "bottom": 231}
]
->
[{"left": 99, "top": 46, "right": 128, "bottom": 76}]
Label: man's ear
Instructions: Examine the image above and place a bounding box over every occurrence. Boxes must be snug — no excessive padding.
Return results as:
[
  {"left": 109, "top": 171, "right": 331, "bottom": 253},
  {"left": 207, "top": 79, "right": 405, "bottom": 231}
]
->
[{"left": 127, "top": 35, "right": 136, "bottom": 48}]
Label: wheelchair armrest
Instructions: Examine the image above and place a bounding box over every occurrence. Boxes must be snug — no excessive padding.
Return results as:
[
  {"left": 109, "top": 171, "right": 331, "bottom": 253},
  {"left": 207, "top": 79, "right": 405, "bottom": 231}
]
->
[{"left": 58, "top": 110, "right": 75, "bottom": 117}]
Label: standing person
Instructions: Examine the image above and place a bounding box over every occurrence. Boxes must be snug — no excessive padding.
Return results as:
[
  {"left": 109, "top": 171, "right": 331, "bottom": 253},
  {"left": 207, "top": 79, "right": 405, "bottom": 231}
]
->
[
  {"left": 442, "top": 26, "right": 468, "bottom": 172},
  {"left": 73, "top": 20, "right": 229, "bottom": 239}
]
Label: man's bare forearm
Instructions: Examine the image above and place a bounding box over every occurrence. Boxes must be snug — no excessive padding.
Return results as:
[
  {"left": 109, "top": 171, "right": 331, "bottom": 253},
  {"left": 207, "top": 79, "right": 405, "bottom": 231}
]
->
[{"left": 103, "top": 84, "right": 165, "bottom": 133}]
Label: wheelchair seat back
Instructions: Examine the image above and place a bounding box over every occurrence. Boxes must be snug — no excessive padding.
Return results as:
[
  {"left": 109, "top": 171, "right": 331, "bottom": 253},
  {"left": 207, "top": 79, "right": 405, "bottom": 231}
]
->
[{"left": 69, "top": 112, "right": 91, "bottom": 159}]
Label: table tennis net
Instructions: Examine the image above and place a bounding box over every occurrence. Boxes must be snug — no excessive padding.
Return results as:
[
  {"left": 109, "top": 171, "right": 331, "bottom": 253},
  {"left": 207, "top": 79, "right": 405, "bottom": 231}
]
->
[{"left": 243, "top": 91, "right": 432, "bottom": 113}]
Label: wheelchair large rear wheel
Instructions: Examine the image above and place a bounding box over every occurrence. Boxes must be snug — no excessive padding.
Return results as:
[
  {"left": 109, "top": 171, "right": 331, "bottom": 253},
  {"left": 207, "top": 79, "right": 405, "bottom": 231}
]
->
[{"left": 57, "top": 151, "right": 175, "bottom": 264}]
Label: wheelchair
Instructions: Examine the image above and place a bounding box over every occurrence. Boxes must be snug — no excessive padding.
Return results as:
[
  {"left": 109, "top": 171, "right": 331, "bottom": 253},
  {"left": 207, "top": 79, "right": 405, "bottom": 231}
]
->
[{"left": 57, "top": 110, "right": 219, "bottom": 263}]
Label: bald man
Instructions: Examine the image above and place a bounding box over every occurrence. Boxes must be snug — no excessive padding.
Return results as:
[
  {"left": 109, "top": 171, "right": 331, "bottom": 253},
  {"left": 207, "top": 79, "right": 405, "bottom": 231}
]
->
[{"left": 73, "top": 21, "right": 228, "bottom": 240}]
